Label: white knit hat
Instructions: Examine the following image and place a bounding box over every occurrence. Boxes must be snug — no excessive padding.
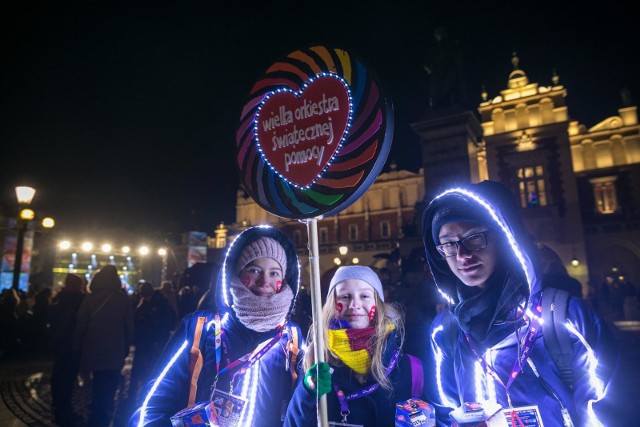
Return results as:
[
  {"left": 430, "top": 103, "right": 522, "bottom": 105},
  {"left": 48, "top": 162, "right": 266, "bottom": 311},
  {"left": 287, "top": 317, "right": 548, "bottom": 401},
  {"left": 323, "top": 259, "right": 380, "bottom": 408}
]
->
[
  {"left": 236, "top": 236, "right": 287, "bottom": 273},
  {"left": 328, "top": 265, "right": 385, "bottom": 301}
]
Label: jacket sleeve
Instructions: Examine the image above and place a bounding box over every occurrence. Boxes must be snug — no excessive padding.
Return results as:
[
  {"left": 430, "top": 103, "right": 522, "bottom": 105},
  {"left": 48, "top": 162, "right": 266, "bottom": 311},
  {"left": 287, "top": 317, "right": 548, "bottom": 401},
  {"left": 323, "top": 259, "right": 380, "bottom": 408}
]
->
[
  {"left": 427, "top": 311, "right": 460, "bottom": 427},
  {"left": 566, "top": 298, "right": 620, "bottom": 427},
  {"left": 283, "top": 375, "right": 319, "bottom": 427},
  {"left": 128, "top": 313, "right": 203, "bottom": 427}
]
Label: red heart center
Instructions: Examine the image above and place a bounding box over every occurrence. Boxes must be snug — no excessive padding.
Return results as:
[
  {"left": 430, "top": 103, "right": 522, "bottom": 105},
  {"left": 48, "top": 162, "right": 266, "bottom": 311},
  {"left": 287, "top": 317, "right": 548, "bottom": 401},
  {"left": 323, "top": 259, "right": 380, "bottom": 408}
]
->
[{"left": 255, "top": 75, "right": 351, "bottom": 188}]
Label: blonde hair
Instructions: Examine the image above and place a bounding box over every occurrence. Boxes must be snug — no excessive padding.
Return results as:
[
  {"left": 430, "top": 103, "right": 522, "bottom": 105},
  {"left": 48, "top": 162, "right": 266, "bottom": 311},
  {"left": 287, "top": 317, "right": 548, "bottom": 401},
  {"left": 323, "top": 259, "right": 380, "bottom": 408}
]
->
[{"left": 303, "top": 288, "right": 405, "bottom": 391}]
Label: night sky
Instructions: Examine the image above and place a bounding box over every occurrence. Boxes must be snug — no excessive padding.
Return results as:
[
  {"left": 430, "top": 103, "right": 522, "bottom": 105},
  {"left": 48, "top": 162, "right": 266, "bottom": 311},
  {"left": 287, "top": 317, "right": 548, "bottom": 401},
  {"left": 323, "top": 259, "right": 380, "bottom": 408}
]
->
[{"left": 1, "top": 1, "right": 637, "bottom": 241}]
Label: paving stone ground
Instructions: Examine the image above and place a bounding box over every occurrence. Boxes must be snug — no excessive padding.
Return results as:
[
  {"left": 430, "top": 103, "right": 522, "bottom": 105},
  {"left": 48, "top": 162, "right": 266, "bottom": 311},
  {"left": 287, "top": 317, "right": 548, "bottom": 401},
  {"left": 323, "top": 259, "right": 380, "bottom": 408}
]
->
[
  {"left": 0, "top": 350, "right": 134, "bottom": 427},
  {"left": 2, "top": 323, "right": 640, "bottom": 426}
]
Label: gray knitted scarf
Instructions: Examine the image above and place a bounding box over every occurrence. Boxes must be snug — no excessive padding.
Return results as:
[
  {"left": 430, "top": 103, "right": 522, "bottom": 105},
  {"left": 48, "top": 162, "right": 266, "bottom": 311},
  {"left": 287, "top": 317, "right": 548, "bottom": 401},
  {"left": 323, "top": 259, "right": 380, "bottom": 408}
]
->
[{"left": 229, "top": 276, "right": 294, "bottom": 332}]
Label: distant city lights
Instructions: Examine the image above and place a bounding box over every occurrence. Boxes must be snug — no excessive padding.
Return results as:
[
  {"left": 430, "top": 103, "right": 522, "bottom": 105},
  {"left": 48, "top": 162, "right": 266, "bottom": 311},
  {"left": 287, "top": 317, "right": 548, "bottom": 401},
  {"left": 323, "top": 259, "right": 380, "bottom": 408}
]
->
[
  {"left": 57, "top": 242, "right": 168, "bottom": 257},
  {"left": 42, "top": 217, "right": 55, "bottom": 228},
  {"left": 53, "top": 238, "right": 168, "bottom": 293},
  {"left": 19, "top": 208, "right": 35, "bottom": 220}
]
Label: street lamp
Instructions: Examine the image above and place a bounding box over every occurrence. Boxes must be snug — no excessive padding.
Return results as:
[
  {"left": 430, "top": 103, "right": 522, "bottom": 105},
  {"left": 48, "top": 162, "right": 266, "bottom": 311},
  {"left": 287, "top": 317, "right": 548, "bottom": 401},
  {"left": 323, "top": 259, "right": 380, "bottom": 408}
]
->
[
  {"left": 334, "top": 245, "right": 360, "bottom": 266},
  {"left": 12, "top": 186, "right": 36, "bottom": 290}
]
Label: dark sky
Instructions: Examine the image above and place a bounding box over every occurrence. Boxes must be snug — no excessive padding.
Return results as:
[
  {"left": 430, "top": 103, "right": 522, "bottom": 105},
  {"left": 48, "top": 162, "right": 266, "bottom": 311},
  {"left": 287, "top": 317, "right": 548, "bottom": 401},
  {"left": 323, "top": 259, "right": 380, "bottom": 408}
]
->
[{"left": 1, "top": 1, "right": 637, "bottom": 241}]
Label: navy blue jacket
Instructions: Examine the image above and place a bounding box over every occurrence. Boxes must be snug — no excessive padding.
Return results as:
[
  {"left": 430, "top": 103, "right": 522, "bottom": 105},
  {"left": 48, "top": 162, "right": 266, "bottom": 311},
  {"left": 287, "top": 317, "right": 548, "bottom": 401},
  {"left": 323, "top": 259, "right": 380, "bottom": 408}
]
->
[
  {"left": 284, "top": 330, "right": 426, "bottom": 427},
  {"left": 422, "top": 181, "right": 620, "bottom": 427},
  {"left": 130, "top": 226, "right": 304, "bottom": 427}
]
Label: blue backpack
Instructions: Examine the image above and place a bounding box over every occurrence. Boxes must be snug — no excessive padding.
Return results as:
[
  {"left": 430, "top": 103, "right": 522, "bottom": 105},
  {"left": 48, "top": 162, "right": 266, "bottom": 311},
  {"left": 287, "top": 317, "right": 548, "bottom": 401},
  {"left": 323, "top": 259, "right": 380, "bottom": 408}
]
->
[{"left": 541, "top": 287, "right": 575, "bottom": 390}]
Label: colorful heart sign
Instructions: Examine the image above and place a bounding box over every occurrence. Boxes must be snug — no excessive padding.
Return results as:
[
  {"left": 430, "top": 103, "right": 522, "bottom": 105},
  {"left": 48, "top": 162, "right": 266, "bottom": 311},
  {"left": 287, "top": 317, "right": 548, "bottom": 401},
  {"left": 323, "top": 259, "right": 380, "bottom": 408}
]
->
[
  {"left": 236, "top": 45, "right": 393, "bottom": 220},
  {"left": 254, "top": 74, "right": 352, "bottom": 188}
]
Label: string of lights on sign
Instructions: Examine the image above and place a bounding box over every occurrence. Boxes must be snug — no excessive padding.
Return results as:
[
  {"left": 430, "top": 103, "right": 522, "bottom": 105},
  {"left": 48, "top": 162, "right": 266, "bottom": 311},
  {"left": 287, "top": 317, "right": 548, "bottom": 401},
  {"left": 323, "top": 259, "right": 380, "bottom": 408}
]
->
[
  {"left": 253, "top": 72, "right": 353, "bottom": 189},
  {"left": 236, "top": 45, "right": 393, "bottom": 220}
]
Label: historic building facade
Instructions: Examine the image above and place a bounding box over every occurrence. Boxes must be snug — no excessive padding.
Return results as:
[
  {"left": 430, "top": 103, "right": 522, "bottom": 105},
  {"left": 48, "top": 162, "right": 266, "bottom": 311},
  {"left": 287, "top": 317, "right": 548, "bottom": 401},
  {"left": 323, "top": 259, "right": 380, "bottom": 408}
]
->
[
  {"left": 212, "top": 54, "right": 639, "bottom": 305},
  {"left": 412, "top": 54, "right": 640, "bottom": 297},
  {"left": 227, "top": 163, "right": 424, "bottom": 285}
]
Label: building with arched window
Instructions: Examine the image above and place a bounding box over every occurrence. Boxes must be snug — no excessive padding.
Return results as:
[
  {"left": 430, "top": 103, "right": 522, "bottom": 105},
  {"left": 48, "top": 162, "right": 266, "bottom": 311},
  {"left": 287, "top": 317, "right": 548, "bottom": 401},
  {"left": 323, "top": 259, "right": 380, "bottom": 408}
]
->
[{"left": 412, "top": 53, "right": 640, "bottom": 304}]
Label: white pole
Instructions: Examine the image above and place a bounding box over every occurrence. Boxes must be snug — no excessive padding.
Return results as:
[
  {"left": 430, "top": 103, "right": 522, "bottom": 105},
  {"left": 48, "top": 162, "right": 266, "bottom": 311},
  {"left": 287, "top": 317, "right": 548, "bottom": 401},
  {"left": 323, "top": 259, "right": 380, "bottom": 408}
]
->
[{"left": 306, "top": 218, "right": 329, "bottom": 427}]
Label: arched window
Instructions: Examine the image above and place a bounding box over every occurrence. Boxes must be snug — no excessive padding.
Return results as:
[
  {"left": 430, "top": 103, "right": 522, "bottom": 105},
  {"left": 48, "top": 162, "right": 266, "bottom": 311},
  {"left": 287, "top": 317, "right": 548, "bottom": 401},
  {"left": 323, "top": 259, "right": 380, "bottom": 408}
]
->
[
  {"left": 590, "top": 176, "right": 618, "bottom": 214},
  {"left": 517, "top": 165, "right": 547, "bottom": 208},
  {"left": 319, "top": 227, "right": 329, "bottom": 244},
  {"left": 380, "top": 221, "right": 391, "bottom": 238},
  {"left": 348, "top": 224, "right": 358, "bottom": 241}
]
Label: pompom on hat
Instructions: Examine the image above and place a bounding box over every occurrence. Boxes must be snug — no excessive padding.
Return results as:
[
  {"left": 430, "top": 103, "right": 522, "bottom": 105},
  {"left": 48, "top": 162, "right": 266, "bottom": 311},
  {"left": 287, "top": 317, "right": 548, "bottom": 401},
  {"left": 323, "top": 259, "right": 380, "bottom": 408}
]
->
[
  {"left": 328, "top": 265, "right": 385, "bottom": 302},
  {"left": 236, "top": 236, "right": 287, "bottom": 273}
]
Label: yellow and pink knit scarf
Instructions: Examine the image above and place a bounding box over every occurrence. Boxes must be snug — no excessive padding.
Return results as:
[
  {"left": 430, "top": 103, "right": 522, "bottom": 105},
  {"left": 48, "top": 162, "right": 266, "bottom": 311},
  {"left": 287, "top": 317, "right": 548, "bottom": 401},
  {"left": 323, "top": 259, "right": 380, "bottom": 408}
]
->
[{"left": 327, "top": 320, "right": 394, "bottom": 374}]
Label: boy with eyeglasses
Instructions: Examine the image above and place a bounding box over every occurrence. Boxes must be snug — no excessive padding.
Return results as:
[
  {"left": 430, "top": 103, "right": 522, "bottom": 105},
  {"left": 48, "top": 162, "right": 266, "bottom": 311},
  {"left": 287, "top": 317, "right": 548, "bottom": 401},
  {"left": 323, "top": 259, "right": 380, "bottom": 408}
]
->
[{"left": 421, "top": 180, "right": 620, "bottom": 427}]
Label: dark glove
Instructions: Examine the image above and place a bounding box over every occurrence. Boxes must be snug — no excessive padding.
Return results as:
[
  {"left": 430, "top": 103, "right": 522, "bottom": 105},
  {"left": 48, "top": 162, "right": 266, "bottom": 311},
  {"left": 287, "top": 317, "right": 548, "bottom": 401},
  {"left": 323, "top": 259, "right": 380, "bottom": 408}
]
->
[{"left": 303, "top": 362, "right": 331, "bottom": 398}]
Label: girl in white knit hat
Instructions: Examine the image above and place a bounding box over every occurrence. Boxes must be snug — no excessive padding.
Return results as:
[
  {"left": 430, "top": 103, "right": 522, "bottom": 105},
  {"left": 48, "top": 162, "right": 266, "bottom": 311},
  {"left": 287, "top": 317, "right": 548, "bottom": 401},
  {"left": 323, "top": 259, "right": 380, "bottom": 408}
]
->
[
  {"left": 131, "top": 226, "right": 303, "bottom": 427},
  {"left": 285, "top": 265, "right": 431, "bottom": 426}
]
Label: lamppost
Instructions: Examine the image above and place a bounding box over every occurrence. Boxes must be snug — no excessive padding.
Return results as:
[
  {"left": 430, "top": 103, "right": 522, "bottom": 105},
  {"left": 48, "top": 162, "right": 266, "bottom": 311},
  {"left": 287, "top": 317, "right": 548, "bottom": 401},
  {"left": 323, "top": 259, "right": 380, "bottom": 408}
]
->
[
  {"left": 12, "top": 187, "right": 35, "bottom": 290},
  {"left": 11, "top": 186, "right": 55, "bottom": 290}
]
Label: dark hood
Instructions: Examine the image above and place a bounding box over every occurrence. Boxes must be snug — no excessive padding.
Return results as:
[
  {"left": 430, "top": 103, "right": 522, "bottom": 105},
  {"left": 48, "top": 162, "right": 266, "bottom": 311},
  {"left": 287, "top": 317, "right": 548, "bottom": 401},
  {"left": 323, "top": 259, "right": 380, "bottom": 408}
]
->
[
  {"left": 216, "top": 225, "right": 300, "bottom": 322},
  {"left": 422, "top": 180, "right": 541, "bottom": 312},
  {"left": 89, "top": 264, "right": 121, "bottom": 293}
]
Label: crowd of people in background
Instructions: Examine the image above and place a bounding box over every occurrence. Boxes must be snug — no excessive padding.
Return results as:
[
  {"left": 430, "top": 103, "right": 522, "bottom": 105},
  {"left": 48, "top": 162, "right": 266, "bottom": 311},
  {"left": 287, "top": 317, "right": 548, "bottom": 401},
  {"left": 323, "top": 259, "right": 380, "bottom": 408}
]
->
[
  {"left": 0, "top": 182, "right": 637, "bottom": 426},
  {"left": 0, "top": 267, "right": 211, "bottom": 427}
]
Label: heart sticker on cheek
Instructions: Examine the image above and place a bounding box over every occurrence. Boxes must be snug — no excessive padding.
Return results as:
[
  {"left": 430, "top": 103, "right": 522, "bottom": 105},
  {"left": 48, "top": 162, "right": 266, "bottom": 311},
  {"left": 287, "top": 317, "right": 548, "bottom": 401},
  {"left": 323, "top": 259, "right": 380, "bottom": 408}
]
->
[
  {"left": 276, "top": 280, "right": 282, "bottom": 292},
  {"left": 336, "top": 303, "right": 343, "bottom": 315},
  {"left": 368, "top": 306, "right": 377, "bottom": 322}
]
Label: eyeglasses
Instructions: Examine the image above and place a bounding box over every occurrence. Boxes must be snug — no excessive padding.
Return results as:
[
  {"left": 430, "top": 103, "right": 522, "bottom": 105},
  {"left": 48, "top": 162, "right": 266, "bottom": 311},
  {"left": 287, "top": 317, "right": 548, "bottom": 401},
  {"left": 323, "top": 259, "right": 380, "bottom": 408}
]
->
[{"left": 436, "top": 231, "right": 489, "bottom": 258}]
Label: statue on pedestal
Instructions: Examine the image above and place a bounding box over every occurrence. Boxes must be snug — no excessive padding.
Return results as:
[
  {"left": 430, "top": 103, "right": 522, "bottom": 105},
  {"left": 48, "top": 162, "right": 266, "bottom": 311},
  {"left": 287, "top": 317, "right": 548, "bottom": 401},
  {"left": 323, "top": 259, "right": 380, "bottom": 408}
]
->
[{"left": 423, "top": 26, "right": 466, "bottom": 110}]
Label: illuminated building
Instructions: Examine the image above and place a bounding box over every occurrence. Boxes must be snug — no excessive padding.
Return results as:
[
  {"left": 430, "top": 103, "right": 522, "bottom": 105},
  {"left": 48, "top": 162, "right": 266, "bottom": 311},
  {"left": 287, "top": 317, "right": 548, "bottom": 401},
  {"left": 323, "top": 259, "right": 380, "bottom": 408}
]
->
[
  {"left": 232, "top": 162, "right": 425, "bottom": 282},
  {"left": 412, "top": 53, "right": 640, "bottom": 295}
]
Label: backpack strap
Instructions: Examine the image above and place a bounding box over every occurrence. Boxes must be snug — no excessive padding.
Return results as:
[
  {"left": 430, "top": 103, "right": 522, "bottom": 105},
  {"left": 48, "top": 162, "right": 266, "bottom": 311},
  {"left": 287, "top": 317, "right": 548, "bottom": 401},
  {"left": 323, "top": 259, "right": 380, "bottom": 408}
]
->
[
  {"left": 287, "top": 325, "right": 300, "bottom": 388},
  {"left": 407, "top": 354, "right": 424, "bottom": 398},
  {"left": 541, "top": 287, "right": 575, "bottom": 390},
  {"left": 187, "top": 315, "right": 208, "bottom": 407}
]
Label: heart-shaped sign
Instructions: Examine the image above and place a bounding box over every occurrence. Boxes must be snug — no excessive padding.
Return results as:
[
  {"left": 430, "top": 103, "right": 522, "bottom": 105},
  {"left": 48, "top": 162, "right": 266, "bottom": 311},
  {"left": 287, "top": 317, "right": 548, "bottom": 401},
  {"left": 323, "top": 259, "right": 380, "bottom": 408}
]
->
[{"left": 254, "top": 74, "right": 352, "bottom": 188}]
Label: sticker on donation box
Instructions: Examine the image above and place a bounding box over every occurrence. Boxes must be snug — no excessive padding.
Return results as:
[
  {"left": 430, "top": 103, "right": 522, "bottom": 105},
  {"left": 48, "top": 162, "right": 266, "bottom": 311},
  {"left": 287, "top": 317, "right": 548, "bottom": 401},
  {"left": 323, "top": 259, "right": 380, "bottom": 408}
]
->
[
  {"left": 449, "top": 401, "right": 508, "bottom": 426},
  {"left": 210, "top": 390, "right": 246, "bottom": 427},
  {"left": 501, "top": 405, "right": 545, "bottom": 427},
  {"left": 170, "top": 401, "right": 219, "bottom": 427},
  {"left": 236, "top": 45, "right": 393, "bottom": 220},
  {"left": 395, "top": 398, "right": 435, "bottom": 426}
]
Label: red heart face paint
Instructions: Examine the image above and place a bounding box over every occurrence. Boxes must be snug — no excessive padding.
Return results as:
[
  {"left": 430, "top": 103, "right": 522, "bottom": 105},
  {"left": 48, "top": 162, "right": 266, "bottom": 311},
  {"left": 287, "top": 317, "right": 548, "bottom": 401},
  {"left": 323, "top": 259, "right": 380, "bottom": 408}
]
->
[
  {"left": 334, "top": 279, "right": 377, "bottom": 329},
  {"left": 237, "top": 257, "right": 283, "bottom": 296},
  {"left": 368, "top": 305, "right": 377, "bottom": 322}
]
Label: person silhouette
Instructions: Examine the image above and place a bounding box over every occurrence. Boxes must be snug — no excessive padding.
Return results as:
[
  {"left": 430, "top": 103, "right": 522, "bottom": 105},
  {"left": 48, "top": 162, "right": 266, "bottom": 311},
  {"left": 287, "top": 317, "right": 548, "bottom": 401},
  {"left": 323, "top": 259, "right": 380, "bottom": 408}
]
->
[{"left": 73, "top": 265, "right": 133, "bottom": 427}]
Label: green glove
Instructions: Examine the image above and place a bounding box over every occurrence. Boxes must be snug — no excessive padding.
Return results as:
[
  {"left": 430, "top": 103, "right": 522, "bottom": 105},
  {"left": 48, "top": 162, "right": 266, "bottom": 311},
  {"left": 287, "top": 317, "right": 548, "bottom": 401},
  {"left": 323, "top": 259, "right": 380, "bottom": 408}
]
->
[{"left": 303, "top": 362, "right": 331, "bottom": 398}]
